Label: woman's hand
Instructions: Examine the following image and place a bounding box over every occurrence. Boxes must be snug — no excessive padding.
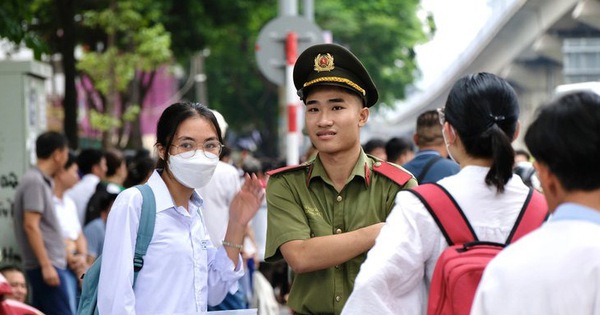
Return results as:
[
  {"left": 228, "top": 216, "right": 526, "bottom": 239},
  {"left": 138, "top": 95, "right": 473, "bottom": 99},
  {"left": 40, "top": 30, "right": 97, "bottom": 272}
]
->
[{"left": 229, "top": 173, "right": 265, "bottom": 227}]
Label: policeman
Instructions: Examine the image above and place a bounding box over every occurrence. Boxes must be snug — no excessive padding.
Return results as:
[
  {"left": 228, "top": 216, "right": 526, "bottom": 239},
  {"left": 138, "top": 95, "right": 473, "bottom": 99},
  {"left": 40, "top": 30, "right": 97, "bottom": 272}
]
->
[{"left": 264, "top": 43, "right": 417, "bottom": 315}]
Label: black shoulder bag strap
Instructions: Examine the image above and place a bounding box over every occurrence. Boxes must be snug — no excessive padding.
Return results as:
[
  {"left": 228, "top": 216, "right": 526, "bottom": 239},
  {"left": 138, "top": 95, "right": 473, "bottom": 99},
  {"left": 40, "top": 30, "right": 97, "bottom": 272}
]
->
[{"left": 416, "top": 155, "right": 444, "bottom": 183}]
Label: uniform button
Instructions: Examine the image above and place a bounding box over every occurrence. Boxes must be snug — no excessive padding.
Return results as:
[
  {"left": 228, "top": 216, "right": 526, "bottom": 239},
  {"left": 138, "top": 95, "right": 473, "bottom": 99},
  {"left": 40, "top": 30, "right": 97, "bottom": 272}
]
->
[
  {"left": 335, "top": 228, "right": 342, "bottom": 234},
  {"left": 335, "top": 295, "right": 341, "bottom": 302},
  {"left": 374, "top": 161, "right": 381, "bottom": 167},
  {"left": 336, "top": 195, "right": 342, "bottom": 202},
  {"left": 310, "top": 233, "right": 315, "bottom": 238},
  {"left": 335, "top": 265, "right": 339, "bottom": 269}
]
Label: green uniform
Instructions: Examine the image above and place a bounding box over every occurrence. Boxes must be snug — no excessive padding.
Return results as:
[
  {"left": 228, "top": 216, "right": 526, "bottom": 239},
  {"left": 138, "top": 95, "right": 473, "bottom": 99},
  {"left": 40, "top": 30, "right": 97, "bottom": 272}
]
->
[{"left": 265, "top": 151, "right": 417, "bottom": 314}]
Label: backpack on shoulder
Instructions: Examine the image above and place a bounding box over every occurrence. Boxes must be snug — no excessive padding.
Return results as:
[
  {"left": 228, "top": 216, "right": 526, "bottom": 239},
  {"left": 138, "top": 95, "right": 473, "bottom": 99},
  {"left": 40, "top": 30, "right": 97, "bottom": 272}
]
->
[
  {"left": 408, "top": 183, "right": 547, "bottom": 315},
  {"left": 77, "top": 184, "right": 156, "bottom": 315}
]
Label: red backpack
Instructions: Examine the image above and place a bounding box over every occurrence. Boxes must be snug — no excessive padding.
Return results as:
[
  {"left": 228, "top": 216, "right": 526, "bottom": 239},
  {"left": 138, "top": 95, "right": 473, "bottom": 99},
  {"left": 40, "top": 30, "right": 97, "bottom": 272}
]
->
[{"left": 408, "top": 183, "right": 548, "bottom": 315}]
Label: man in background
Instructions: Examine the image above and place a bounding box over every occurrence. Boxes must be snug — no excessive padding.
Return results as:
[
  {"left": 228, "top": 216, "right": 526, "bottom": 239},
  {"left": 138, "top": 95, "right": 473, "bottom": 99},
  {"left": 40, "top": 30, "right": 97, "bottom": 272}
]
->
[
  {"left": 385, "top": 137, "right": 414, "bottom": 166},
  {"left": 13, "top": 131, "right": 72, "bottom": 315},
  {"left": 66, "top": 148, "right": 107, "bottom": 226},
  {"left": 402, "top": 109, "right": 459, "bottom": 183},
  {"left": 362, "top": 138, "right": 387, "bottom": 160},
  {"left": 197, "top": 109, "right": 254, "bottom": 310}
]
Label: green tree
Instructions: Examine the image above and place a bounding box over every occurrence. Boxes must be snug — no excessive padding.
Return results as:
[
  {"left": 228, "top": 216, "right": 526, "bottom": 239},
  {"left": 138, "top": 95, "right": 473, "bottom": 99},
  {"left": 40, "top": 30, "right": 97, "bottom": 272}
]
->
[
  {"left": 162, "top": 0, "right": 432, "bottom": 157},
  {"left": 0, "top": 0, "right": 46, "bottom": 58},
  {"left": 0, "top": 0, "right": 81, "bottom": 149},
  {"left": 76, "top": 0, "right": 172, "bottom": 149},
  {"left": 162, "top": 0, "right": 279, "bottom": 155},
  {"left": 315, "top": 0, "right": 434, "bottom": 106},
  {"left": 2, "top": 0, "right": 432, "bottom": 156}
]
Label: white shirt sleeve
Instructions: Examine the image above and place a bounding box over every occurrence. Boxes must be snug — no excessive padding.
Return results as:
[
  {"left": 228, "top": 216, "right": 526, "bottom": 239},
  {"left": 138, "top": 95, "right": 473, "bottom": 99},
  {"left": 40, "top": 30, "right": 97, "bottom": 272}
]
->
[
  {"left": 97, "top": 188, "right": 141, "bottom": 315},
  {"left": 206, "top": 246, "right": 244, "bottom": 306},
  {"left": 343, "top": 191, "right": 443, "bottom": 315},
  {"left": 98, "top": 174, "right": 245, "bottom": 314}
]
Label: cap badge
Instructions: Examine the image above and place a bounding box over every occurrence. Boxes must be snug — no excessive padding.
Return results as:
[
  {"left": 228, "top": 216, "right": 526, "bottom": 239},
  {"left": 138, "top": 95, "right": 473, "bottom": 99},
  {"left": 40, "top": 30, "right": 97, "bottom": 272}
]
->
[{"left": 313, "top": 53, "right": 335, "bottom": 72}]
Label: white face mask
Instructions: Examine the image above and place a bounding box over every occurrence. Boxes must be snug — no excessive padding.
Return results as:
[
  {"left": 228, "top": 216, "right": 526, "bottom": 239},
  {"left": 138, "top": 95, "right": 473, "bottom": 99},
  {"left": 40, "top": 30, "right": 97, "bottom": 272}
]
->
[
  {"left": 168, "top": 151, "right": 219, "bottom": 189},
  {"left": 442, "top": 125, "right": 457, "bottom": 162}
]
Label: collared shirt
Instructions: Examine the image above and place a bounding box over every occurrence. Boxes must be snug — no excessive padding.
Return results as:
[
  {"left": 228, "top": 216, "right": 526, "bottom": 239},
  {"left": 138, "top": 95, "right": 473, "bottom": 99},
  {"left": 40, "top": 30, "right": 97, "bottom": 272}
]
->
[
  {"left": 98, "top": 170, "right": 244, "bottom": 315},
  {"left": 471, "top": 203, "right": 600, "bottom": 315},
  {"left": 402, "top": 150, "right": 459, "bottom": 184},
  {"left": 343, "top": 166, "right": 531, "bottom": 315},
  {"left": 66, "top": 173, "right": 100, "bottom": 226},
  {"left": 54, "top": 195, "right": 82, "bottom": 241},
  {"left": 196, "top": 161, "right": 242, "bottom": 245},
  {"left": 13, "top": 167, "right": 66, "bottom": 269},
  {"left": 265, "top": 151, "right": 417, "bottom": 315}
]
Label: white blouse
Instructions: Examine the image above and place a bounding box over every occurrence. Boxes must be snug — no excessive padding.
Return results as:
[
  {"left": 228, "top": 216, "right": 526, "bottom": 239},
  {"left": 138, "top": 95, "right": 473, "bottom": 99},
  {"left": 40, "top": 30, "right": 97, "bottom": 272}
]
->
[
  {"left": 54, "top": 195, "right": 82, "bottom": 241},
  {"left": 343, "top": 166, "right": 530, "bottom": 315},
  {"left": 472, "top": 203, "right": 600, "bottom": 315},
  {"left": 98, "top": 171, "right": 243, "bottom": 315}
]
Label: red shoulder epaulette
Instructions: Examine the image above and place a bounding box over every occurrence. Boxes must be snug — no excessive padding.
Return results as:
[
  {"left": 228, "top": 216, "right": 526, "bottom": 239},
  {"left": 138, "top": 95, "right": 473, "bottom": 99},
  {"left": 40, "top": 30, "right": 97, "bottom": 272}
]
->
[
  {"left": 372, "top": 161, "right": 413, "bottom": 186},
  {"left": 266, "top": 163, "right": 310, "bottom": 176}
]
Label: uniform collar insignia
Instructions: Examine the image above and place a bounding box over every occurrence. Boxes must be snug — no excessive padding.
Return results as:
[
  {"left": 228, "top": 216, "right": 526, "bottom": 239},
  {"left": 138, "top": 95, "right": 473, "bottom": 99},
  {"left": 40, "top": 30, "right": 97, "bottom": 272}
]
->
[{"left": 313, "top": 53, "right": 335, "bottom": 72}]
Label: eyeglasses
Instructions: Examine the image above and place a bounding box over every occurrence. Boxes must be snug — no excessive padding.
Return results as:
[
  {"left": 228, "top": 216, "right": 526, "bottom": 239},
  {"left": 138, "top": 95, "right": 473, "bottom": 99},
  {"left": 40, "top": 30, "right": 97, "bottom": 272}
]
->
[
  {"left": 436, "top": 107, "right": 445, "bottom": 125},
  {"left": 171, "top": 140, "right": 223, "bottom": 159}
]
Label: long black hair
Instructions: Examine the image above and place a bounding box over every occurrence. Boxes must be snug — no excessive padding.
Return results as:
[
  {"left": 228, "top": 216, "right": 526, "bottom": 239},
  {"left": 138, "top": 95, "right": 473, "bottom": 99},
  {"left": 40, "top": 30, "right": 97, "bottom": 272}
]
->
[
  {"left": 444, "top": 72, "right": 519, "bottom": 192},
  {"left": 155, "top": 102, "right": 223, "bottom": 169}
]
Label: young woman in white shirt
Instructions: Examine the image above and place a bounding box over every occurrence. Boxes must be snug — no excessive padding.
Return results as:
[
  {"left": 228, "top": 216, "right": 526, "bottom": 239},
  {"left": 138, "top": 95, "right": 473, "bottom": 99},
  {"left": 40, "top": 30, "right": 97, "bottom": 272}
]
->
[
  {"left": 98, "top": 102, "right": 264, "bottom": 315},
  {"left": 53, "top": 152, "right": 88, "bottom": 314},
  {"left": 343, "top": 72, "right": 536, "bottom": 314}
]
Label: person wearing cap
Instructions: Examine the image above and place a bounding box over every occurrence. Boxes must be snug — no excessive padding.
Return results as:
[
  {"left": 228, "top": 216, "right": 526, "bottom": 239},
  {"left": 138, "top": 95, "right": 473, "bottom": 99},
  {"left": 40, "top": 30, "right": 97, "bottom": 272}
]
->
[
  {"left": 264, "top": 43, "right": 417, "bottom": 314},
  {"left": 401, "top": 109, "right": 459, "bottom": 184}
]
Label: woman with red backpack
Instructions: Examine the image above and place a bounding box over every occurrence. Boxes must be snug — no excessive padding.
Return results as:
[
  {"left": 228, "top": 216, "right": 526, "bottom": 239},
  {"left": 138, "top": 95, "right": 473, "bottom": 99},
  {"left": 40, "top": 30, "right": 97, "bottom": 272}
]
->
[{"left": 343, "top": 72, "right": 547, "bottom": 315}]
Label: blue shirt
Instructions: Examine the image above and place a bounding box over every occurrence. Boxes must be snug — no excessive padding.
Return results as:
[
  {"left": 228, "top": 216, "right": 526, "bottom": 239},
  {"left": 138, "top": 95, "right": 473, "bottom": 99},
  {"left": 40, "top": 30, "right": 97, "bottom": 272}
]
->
[
  {"left": 83, "top": 217, "right": 106, "bottom": 258},
  {"left": 550, "top": 202, "right": 600, "bottom": 225},
  {"left": 402, "top": 150, "right": 459, "bottom": 184}
]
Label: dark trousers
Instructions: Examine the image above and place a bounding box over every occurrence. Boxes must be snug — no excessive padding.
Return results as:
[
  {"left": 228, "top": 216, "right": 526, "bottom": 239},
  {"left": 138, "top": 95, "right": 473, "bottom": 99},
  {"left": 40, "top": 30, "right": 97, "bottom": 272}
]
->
[{"left": 26, "top": 266, "right": 74, "bottom": 315}]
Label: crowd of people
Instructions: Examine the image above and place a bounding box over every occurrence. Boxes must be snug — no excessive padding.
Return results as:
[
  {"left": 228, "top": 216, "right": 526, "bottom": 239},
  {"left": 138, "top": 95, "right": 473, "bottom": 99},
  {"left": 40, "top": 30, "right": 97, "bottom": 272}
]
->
[
  {"left": 2, "top": 42, "right": 600, "bottom": 315},
  {"left": 7, "top": 133, "right": 158, "bottom": 315}
]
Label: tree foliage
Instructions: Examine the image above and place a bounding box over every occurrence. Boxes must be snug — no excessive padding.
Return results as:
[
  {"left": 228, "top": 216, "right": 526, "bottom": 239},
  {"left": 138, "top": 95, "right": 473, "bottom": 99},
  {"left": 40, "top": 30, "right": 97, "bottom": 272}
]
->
[
  {"left": 161, "top": 0, "right": 432, "bottom": 156},
  {"left": 161, "top": 0, "right": 279, "bottom": 155},
  {"left": 1, "top": 0, "right": 432, "bottom": 155},
  {"left": 0, "top": 0, "right": 47, "bottom": 58},
  {"left": 76, "top": 0, "right": 172, "bottom": 148},
  {"left": 315, "top": 0, "right": 433, "bottom": 106}
]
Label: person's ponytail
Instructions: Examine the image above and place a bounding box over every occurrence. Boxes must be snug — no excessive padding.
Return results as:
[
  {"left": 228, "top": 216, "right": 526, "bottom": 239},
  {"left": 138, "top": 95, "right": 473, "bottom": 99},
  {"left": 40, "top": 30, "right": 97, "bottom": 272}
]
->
[{"left": 484, "top": 124, "right": 515, "bottom": 192}]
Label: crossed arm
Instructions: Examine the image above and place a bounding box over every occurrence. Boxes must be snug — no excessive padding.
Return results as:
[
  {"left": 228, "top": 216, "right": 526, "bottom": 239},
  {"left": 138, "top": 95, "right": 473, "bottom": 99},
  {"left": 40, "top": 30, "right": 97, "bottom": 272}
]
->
[{"left": 280, "top": 222, "right": 384, "bottom": 273}]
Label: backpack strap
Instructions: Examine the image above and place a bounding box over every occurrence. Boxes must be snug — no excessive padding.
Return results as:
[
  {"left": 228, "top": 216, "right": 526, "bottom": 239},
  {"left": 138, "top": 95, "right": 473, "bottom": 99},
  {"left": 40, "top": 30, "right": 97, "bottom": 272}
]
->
[
  {"left": 133, "top": 184, "right": 156, "bottom": 283},
  {"left": 505, "top": 188, "right": 548, "bottom": 243},
  {"left": 408, "top": 183, "right": 477, "bottom": 245},
  {"left": 416, "top": 155, "right": 443, "bottom": 183}
]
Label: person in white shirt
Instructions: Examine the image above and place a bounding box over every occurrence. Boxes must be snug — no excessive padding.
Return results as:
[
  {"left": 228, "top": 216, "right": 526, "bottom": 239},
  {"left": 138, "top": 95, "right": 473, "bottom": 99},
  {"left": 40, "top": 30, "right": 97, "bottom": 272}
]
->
[
  {"left": 66, "top": 148, "right": 107, "bottom": 226},
  {"left": 472, "top": 91, "right": 600, "bottom": 315},
  {"left": 343, "top": 72, "right": 535, "bottom": 314},
  {"left": 53, "top": 151, "right": 88, "bottom": 314},
  {"left": 197, "top": 109, "right": 243, "bottom": 248},
  {"left": 197, "top": 109, "right": 249, "bottom": 310},
  {"left": 98, "top": 102, "right": 264, "bottom": 315}
]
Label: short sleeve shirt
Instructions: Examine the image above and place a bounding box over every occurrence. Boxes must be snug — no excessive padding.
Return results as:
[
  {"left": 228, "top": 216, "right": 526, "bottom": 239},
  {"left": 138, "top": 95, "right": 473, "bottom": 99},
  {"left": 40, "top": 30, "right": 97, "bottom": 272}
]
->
[
  {"left": 265, "top": 152, "right": 417, "bottom": 315},
  {"left": 13, "top": 167, "right": 66, "bottom": 269},
  {"left": 83, "top": 217, "right": 106, "bottom": 257}
]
